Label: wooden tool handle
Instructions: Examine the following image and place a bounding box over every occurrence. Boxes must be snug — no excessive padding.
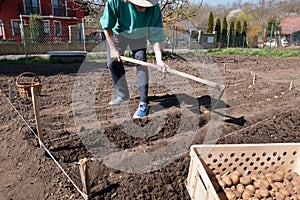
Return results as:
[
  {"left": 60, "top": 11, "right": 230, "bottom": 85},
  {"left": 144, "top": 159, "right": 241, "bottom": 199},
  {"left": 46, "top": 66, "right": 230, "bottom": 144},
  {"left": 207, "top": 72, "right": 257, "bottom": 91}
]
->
[{"left": 120, "top": 56, "right": 225, "bottom": 90}]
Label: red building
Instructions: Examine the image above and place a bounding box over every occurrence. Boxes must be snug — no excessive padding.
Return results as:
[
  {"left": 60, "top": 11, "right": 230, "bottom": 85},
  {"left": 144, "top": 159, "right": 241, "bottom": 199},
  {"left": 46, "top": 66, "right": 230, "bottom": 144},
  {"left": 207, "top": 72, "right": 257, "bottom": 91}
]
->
[{"left": 0, "top": 0, "right": 85, "bottom": 42}]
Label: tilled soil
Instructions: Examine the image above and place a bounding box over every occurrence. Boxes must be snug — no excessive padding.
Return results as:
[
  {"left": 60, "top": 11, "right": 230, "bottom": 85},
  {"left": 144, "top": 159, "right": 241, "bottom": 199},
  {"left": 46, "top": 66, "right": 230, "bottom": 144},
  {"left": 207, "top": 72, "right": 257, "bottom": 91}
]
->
[{"left": 0, "top": 54, "right": 299, "bottom": 200}]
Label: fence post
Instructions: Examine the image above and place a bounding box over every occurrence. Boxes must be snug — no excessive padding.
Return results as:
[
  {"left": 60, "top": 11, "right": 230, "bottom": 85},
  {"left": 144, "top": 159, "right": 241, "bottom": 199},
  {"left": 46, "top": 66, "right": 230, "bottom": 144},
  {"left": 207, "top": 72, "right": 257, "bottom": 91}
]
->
[
  {"left": 20, "top": 15, "right": 28, "bottom": 58},
  {"left": 82, "top": 20, "right": 86, "bottom": 52}
]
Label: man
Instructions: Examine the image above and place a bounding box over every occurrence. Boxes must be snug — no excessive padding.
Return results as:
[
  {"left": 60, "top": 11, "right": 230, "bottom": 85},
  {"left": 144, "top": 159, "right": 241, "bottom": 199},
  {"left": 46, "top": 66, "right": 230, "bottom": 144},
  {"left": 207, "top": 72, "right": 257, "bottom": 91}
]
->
[{"left": 100, "top": 0, "right": 168, "bottom": 118}]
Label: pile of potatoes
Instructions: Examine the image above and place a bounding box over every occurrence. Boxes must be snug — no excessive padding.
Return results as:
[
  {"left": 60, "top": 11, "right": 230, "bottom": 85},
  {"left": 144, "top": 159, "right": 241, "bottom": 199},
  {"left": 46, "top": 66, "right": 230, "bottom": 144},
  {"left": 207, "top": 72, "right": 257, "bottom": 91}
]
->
[{"left": 215, "top": 170, "right": 300, "bottom": 200}]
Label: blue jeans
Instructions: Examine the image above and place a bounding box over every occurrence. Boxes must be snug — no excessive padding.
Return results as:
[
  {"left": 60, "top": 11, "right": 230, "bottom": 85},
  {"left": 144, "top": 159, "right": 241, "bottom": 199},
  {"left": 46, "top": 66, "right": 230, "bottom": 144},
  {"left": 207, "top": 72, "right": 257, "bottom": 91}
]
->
[{"left": 107, "top": 34, "right": 149, "bottom": 103}]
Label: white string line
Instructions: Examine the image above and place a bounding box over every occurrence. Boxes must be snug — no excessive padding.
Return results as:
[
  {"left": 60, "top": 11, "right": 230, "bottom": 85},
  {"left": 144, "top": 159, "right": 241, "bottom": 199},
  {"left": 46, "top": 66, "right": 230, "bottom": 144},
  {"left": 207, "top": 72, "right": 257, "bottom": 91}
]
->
[{"left": 0, "top": 90, "right": 88, "bottom": 200}]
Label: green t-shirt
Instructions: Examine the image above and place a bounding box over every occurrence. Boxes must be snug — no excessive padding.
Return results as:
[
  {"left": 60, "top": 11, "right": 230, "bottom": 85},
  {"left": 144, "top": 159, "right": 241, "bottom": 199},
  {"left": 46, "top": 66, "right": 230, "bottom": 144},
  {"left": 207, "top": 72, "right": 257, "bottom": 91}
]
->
[{"left": 100, "top": 0, "right": 165, "bottom": 42}]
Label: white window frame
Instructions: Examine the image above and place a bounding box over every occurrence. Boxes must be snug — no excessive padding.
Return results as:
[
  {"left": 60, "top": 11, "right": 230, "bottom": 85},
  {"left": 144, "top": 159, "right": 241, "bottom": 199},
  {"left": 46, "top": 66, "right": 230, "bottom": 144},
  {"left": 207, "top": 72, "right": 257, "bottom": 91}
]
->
[
  {"left": 43, "top": 20, "right": 50, "bottom": 36},
  {"left": 11, "top": 20, "right": 25, "bottom": 36},
  {"left": 54, "top": 20, "right": 62, "bottom": 36}
]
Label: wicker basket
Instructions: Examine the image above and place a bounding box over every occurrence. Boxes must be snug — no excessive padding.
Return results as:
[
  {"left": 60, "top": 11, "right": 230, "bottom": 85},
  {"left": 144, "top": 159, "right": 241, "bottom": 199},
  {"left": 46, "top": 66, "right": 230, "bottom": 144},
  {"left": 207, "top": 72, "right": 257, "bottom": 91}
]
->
[{"left": 16, "top": 72, "right": 42, "bottom": 98}]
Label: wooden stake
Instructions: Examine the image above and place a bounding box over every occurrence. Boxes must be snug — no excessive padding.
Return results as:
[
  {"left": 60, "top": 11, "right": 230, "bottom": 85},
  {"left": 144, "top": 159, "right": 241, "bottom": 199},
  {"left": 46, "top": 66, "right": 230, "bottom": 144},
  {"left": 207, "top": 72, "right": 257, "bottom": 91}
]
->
[
  {"left": 8, "top": 80, "right": 13, "bottom": 103},
  {"left": 78, "top": 158, "right": 90, "bottom": 195},
  {"left": 289, "top": 81, "right": 293, "bottom": 91},
  {"left": 224, "top": 63, "right": 226, "bottom": 73},
  {"left": 31, "top": 86, "right": 43, "bottom": 146},
  {"left": 252, "top": 72, "right": 256, "bottom": 85}
]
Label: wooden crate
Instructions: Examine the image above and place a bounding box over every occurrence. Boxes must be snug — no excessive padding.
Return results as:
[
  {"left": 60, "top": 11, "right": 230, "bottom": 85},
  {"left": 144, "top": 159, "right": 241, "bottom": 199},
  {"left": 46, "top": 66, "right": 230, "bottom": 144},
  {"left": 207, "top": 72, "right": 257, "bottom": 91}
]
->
[{"left": 185, "top": 143, "right": 300, "bottom": 200}]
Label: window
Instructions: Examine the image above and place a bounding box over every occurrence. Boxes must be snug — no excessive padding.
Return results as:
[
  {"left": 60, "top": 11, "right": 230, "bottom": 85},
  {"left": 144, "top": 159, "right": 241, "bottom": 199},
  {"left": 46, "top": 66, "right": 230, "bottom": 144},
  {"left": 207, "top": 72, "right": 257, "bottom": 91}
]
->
[
  {"left": 12, "top": 20, "right": 25, "bottom": 36},
  {"left": 43, "top": 21, "right": 50, "bottom": 36},
  {"left": 24, "top": 0, "right": 40, "bottom": 15},
  {"left": 54, "top": 21, "right": 61, "bottom": 36},
  {"left": 53, "top": 0, "right": 66, "bottom": 17}
]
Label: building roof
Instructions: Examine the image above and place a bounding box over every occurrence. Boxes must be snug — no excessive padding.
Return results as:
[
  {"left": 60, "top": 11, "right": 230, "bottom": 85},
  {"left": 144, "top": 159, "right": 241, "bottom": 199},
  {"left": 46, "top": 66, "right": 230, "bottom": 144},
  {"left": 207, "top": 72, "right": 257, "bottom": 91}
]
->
[
  {"left": 280, "top": 16, "right": 300, "bottom": 35},
  {"left": 175, "top": 20, "right": 196, "bottom": 31}
]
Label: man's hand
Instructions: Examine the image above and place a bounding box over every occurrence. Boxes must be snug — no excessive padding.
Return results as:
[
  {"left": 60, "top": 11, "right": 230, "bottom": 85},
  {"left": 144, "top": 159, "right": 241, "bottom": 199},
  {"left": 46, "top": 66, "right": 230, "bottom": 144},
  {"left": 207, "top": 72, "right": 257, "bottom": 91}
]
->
[
  {"left": 156, "top": 59, "right": 168, "bottom": 73},
  {"left": 110, "top": 46, "right": 121, "bottom": 62},
  {"left": 153, "top": 42, "right": 169, "bottom": 74}
]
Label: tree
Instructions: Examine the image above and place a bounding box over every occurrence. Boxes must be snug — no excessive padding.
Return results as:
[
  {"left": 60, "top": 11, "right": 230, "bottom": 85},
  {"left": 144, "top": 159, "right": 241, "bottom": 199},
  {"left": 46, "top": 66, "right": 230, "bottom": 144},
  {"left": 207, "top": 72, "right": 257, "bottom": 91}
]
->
[
  {"left": 229, "top": 20, "right": 235, "bottom": 47},
  {"left": 266, "top": 17, "right": 281, "bottom": 37},
  {"left": 221, "top": 17, "right": 228, "bottom": 48},
  {"left": 235, "top": 20, "right": 242, "bottom": 47},
  {"left": 29, "top": 14, "right": 45, "bottom": 43},
  {"left": 214, "top": 17, "right": 221, "bottom": 43},
  {"left": 206, "top": 12, "right": 214, "bottom": 33},
  {"left": 242, "top": 20, "right": 248, "bottom": 47},
  {"left": 247, "top": 24, "right": 263, "bottom": 48}
]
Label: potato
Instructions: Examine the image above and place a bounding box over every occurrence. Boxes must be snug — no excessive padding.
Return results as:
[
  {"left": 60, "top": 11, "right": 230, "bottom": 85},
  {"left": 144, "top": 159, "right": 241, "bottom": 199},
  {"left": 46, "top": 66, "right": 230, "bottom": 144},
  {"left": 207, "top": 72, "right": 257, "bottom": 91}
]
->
[
  {"left": 293, "top": 186, "right": 300, "bottom": 194},
  {"left": 283, "top": 178, "right": 293, "bottom": 188},
  {"left": 265, "top": 173, "right": 274, "bottom": 183},
  {"left": 276, "top": 170, "right": 285, "bottom": 177},
  {"left": 218, "top": 180, "right": 226, "bottom": 189},
  {"left": 259, "top": 174, "right": 267, "bottom": 180},
  {"left": 275, "top": 191, "right": 285, "bottom": 200},
  {"left": 291, "top": 178, "right": 300, "bottom": 187},
  {"left": 236, "top": 183, "right": 244, "bottom": 193},
  {"left": 254, "top": 179, "right": 270, "bottom": 189},
  {"left": 270, "top": 183, "right": 279, "bottom": 192},
  {"left": 249, "top": 197, "right": 259, "bottom": 200},
  {"left": 224, "top": 188, "right": 237, "bottom": 200},
  {"left": 251, "top": 174, "right": 258, "bottom": 182},
  {"left": 284, "top": 172, "right": 294, "bottom": 181},
  {"left": 259, "top": 187, "right": 270, "bottom": 198},
  {"left": 242, "top": 189, "right": 253, "bottom": 199},
  {"left": 279, "top": 188, "right": 291, "bottom": 197},
  {"left": 245, "top": 185, "right": 255, "bottom": 194},
  {"left": 233, "top": 190, "right": 242, "bottom": 198},
  {"left": 230, "top": 173, "right": 240, "bottom": 185},
  {"left": 274, "top": 181, "right": 284, "bottom": 189},
  {"left": 269, "top": 190, "right": 275, "bottom": 197},
  {"left": 272, "top": 173, "right": 284, "bottom": 182},
  {"left": 223, "top": 176, "right": 233, "bottom": 187},
  {"left": 240, "top": 175, "right": 252, "bottom": 186},
  {"left": 254, "top": 189, "right": 261, "bottom": 198}
]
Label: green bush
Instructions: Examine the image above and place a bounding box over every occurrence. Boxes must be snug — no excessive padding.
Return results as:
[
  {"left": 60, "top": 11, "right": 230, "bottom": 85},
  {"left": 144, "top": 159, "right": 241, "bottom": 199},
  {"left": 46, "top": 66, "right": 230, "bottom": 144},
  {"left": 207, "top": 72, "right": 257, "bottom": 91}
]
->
[{"left": 29, "top": 14, "right": 45, "bottom": 43}]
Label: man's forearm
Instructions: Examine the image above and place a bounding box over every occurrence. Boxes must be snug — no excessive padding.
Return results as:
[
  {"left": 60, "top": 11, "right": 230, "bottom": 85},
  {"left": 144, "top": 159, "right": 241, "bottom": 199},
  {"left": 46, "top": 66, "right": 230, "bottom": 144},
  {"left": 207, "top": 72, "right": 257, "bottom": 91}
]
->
[{"left": 153, "top": 42, "right": 163, "bottom": 62}]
